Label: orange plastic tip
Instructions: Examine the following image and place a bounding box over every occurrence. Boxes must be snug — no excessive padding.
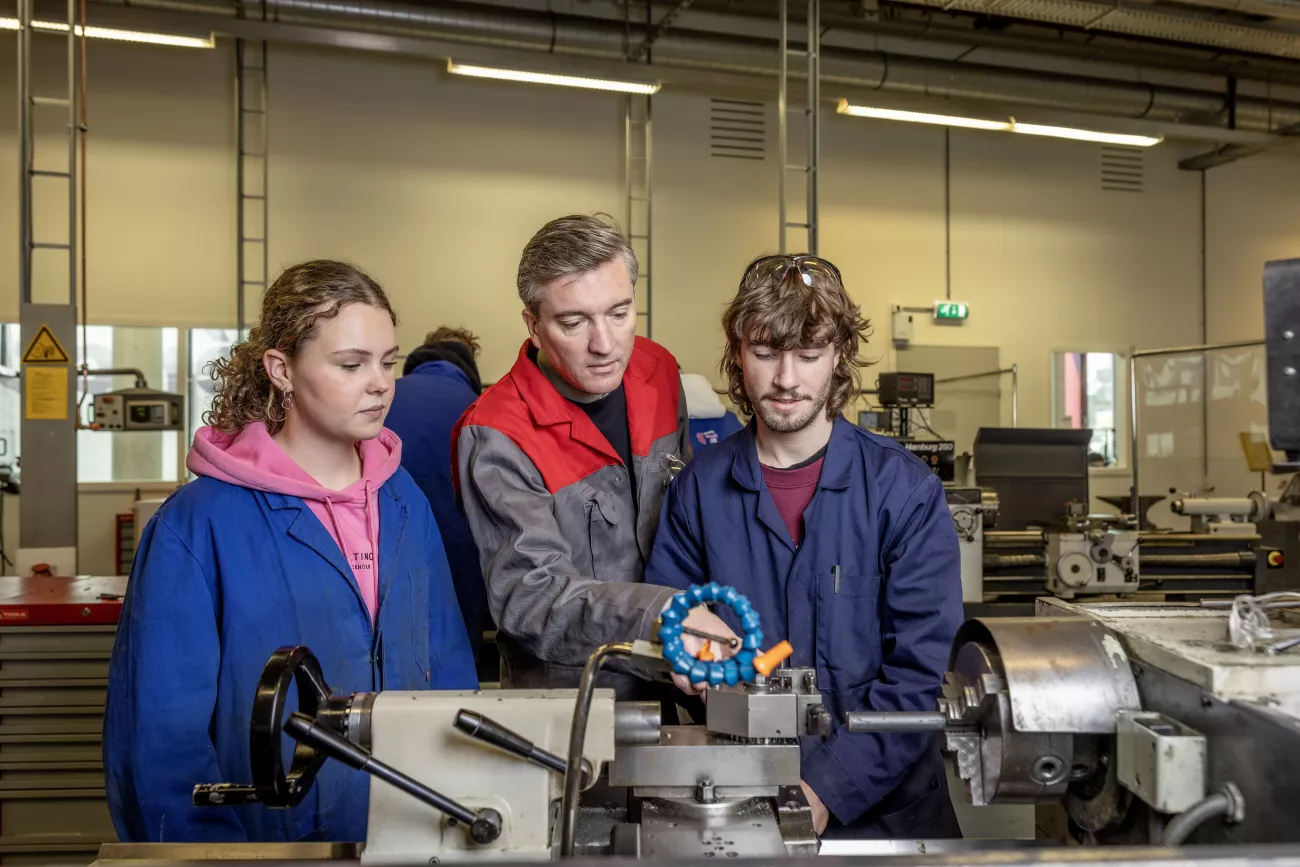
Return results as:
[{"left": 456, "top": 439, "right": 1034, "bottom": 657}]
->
[
  {"left": 753, "top": 640, "right": 794, "bottom": 676},
  {"left": 697, "top": 644, "right": 715, "bottom": 662}
]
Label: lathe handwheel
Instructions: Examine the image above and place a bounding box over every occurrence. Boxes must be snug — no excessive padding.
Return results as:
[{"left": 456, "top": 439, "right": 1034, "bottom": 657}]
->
[
  {"left": 657, "top": 582, "right": 764, "bottom": 687},
  {"left": 250, "top": 646, "right": 334, "bottom": 808}
]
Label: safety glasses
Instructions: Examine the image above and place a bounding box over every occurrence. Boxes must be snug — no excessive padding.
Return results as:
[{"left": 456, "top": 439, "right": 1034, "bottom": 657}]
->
[{"left": 741, "top": 254, "right": 843, "bottom": 288}]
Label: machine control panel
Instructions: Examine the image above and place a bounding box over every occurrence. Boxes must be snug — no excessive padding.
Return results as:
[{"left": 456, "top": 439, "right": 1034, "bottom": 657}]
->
[
  {"left": 93, "top": 388, "right": 185, "bottom": 431},
  {"left": 878, "top": 371, "right": 935, "bottom": 407}
]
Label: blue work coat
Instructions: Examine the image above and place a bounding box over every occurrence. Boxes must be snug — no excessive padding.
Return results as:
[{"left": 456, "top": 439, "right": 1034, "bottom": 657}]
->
[
  {"left": 103, "top": 471, "right": 478, "bottom": 844},
  {"left": 644, "top": 417, "right": 962, "bottom": 825},
  {"left": 688, "top": 411, "right": 745, "bottom": 453},
  {"left": 386, "top": 360, "right": 489, "bottom": 661}
]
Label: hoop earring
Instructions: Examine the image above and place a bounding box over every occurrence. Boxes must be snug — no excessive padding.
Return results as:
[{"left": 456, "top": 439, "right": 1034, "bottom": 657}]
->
[{"left": 282, "top": 391, "right": 293, "bottom": 410}]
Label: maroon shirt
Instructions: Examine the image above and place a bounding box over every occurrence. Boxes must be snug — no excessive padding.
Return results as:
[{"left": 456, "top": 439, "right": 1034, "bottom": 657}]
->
[{"left": 760, "top": 446, "right": 827, "bottom": 547}]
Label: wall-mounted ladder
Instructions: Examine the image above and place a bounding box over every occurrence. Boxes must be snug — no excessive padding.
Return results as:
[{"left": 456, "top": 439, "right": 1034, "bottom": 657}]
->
[
  {"left": 778, "top": 0, "right": 821, "bottom": 255},
  {"left": 18, "top": 0, "right": 79, "bottom": 308},
  {"left": 17, "top": 0, "right": 82, "bottom": 575},
  {"left": 625, "top": 0, "right": 654, "bottom": 339},
  {"left": 236, "top": 33, "right": 269, "bottom": 336}
]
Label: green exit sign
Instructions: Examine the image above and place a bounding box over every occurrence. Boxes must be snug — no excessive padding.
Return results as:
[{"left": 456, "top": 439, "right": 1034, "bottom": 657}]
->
[{"left": 934, "top": 302, "right": 969, "bottom": 321}]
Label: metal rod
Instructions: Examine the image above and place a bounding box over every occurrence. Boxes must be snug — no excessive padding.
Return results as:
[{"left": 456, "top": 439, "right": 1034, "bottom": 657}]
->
[
  {"left": 935, "top": 366, "right": 1016, "bottom": 385},
  {"left": 944, "top": 128, "right": 951, "bottom": 301},
  {"left": 1199, "top": 170, "right": 1208, "bottom": 489},
  {"left": 777, "top": 0, "right": 788, "bottom": 254},
  {"left": 845, "top": 711, "right": 949, "bottom": 732},
  {"left": 561, "top": 642, "right": 632, "bottom": 858},
  {"left": 1131, "top": 339, "right": 1266, "bottom": 359},
  {"left": 680, "top": 625, "right": 740, "bottom": 650},
  {"left": 84, "top": 367, "right": 148, "bottom": 388},
  {"left": 1011, "top": 363, "right": 1018, "bottom": 427},
  {"left": 1130, "top": 346, "right": 1139, "bottom": 521}
]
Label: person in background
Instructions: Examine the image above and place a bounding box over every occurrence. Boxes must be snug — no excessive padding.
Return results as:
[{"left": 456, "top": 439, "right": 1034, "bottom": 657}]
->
[
  {"left": 644, "top": 254, "right": 964, "bottom": 840},
  {"left": 386, "top": 326, "right": 490, "bottom": 664},
  {"left": 103, "top": 260, "right": 477, "bottom": 843},
  {"left": 453, "top": 214, "right": 735, "bottom": 710},
  {"left": 680, "top": 370, "right": 744, "bottom": 452}
]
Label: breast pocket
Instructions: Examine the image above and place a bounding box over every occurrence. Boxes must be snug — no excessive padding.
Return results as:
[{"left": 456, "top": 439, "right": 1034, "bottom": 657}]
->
[
  {"left": 581, "top": 485, "right": 629, "bottom": 582},
  {"left": 814, "top": 569, "right": 882, "bottom": 694},
  {"left": 407, "top": 566, "right": 431, "bottom": 682}
]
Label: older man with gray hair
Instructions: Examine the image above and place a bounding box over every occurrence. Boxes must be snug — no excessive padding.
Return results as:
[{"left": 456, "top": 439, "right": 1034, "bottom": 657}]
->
[{"left": 452, "top": 214, "right": 735, "bottom": 705}]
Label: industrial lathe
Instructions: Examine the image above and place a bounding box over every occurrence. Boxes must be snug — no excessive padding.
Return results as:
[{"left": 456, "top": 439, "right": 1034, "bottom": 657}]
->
[
  {"left": 90, "top": 583, "right": 1300, "bottom": 866},
  {"left": 947, "top": 477, "right": 1300, "bottom": 614}
]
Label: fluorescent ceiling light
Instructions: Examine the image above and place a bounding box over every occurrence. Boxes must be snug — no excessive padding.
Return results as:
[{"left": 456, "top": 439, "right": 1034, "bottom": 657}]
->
[
  {"left": 1008, "top": 122, "right": 1161, "bottom": 147},
  {"left": 447, "top": 60, "right": 660, "bottom": 95},
  {"left": 0, "top": 17, "right": 213, "bottom": 48},
  {"left": 836, "top": 99, "right": 1162, "bottom": 147},
  {"left": 837, "top": 103, "right": 1008, "bottom": 131}
]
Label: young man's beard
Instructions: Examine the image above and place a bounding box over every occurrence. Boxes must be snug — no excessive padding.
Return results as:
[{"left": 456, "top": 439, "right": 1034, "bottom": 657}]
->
[{"left": 754, "top": 374, "right": 833, "bottom": 434}]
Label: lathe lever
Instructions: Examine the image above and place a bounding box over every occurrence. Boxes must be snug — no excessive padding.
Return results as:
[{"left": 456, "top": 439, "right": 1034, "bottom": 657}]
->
[
  {"left": 283, "top": 713, "right": 504, "bottom": 845},
  {"left": 844, "top": 711, "right": 950, "bottom": 732},
  {"left": 454, "top": 709, "right": 593, "bottom": 786}
]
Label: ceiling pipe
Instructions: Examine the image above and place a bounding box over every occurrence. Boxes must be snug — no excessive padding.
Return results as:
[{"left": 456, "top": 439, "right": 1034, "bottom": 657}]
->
[{"left": 90, "top": 0, "right": 1300, "bottom": 131}]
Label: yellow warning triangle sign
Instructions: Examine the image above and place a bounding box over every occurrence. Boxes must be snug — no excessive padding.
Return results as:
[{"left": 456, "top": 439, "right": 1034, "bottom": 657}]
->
[{"left": 22, "top": 324, "right": 71, "bottom": 364}]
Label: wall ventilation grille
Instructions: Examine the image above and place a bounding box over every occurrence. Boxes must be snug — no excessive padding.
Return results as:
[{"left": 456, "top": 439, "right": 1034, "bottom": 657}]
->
[
  {"left": 1101, "top": 145, "right": 1144, "bottom": 193},
  {"left": 710, "top": 98, "right": 766, "bottom": 161}
]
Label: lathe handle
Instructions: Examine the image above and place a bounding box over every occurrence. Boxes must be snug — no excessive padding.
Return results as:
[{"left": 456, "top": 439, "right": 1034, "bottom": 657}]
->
[
  {"left": 191, "top": 783, "right": 261, "bottom": 806},
  {"left": 844, "top": 711, "right": 949, "bottom": 732},
  {"left": 454, "top": 710, "right": 592, "bottom": 785},
  {"left": 284, "top": 713, "right": 504, "bottom": 845}
]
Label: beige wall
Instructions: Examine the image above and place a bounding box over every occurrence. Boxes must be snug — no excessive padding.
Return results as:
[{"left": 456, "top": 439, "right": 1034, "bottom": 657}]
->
[{"left": 2, "top": 36, "right": 1300, "bottom": 567}]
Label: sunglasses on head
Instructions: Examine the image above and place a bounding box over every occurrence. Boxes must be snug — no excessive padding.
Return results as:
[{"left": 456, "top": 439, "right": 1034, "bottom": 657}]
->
[{"left": 742, "top": 254, "right": 843, "bottom": 288}]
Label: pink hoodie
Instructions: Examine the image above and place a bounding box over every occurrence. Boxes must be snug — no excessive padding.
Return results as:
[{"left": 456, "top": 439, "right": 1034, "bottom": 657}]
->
[{"left": 186, "top": 423, "right": 403, "bottom": 623}]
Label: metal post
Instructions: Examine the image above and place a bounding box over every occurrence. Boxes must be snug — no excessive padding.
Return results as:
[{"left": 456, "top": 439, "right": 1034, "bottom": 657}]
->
[
  {"left": 1011, "top": 363, "right": 1018, "bottom": 427},
  {"left": 1129, "top": 347, "right": 1139, "bottom": 521}
]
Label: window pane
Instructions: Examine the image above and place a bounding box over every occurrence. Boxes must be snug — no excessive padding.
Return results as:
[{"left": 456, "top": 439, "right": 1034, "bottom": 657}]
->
[
  {"left": 1053, "top": 350, "right": 1122, "bottom": 468},
  {"left": 0, "top": 325, "right": 20, "bottom": 470},
  {"left": 77, "top": 326, "right": 180, "bottom": 483},
  {"left": 1, "top": 324, "right": 180, "bottom": 483},
  {"left": 188, "top": 329, "right": 240, "bottom": 442}
]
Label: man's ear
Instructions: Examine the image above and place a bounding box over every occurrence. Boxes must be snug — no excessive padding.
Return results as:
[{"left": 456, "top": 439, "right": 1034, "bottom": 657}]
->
[
  {"left": 263, "top": 349, "right": 291, "bottom": 393},
  {"left": 522, "top": 308, "right": 543, "bottom": 351}
]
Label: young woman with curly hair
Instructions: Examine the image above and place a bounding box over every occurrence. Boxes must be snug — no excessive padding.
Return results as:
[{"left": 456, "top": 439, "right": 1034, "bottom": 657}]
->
[{"left": 104, "top": 260, "right": 476, "bottom": 844}]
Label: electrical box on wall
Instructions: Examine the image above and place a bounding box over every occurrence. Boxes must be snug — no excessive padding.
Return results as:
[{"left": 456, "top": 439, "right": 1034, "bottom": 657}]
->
[{"left": 892, "top": 308, "right": 914, "bottom": 348}]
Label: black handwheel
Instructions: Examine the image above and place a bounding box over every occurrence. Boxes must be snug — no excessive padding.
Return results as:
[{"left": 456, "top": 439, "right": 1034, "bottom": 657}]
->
[{"left": 250, "top": 645, "right": 334, "bottom": 808}]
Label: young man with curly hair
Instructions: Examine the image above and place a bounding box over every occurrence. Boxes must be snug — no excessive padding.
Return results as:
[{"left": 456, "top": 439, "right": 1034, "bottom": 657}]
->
[{"left": 645, "top": 255, "right": 964, "bottom": 840}]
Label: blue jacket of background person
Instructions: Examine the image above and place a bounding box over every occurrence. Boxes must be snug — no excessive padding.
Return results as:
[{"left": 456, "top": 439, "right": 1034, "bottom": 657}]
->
[
  {"left": 688, "top": 411, "right": 744, "bottom": 452},
  {"left": 385, "top": 358, "right": 489, "bottom": 661},
  {"left": 644, "top": 417, "right": 962, "bottom": 829},
  {"left": 103, "top": 472, "right": 478, "bottom": 843}
]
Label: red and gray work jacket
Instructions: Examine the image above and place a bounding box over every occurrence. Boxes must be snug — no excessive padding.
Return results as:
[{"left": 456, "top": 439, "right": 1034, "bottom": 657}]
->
[{"left": 452, "top": 337, "right": 693, "bottom": 694}]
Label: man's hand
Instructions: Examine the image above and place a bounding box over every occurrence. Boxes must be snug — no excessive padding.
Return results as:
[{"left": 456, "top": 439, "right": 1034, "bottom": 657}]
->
[
  {"left": 801, "top": 781, "right": 829, "bottom": 835},
  {"left": 667, "top": 603, "right": 739, "bottom": 696}
]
